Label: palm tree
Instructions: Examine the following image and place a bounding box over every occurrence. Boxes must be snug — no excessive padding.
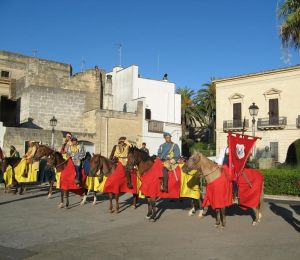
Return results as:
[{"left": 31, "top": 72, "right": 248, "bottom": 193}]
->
[
  {"left": 278, "top": 0, "right": 300, "bottom": 49},
  {"left": 195, "top": 79, "right": 216, "bottom": 143},
  {"left": 176, "top": 87, "right": 198, "bottom": 139}
]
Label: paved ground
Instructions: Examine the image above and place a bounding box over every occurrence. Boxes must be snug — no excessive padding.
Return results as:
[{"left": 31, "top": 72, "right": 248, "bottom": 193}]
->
[{"left": 0, "top": 186, "right": 299, "bottom": 260}]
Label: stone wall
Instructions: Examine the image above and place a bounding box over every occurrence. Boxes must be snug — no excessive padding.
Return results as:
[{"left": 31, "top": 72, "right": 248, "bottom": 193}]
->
[{"left": 20, "top": 86, "right": 87, "bottom": 132}]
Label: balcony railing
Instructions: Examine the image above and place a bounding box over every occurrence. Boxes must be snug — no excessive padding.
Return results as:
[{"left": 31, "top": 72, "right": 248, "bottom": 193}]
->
[
  {"left": 223, "top": 119, "right": 249, "bottom": 132},
  {"left": 257, "top": 117, "right": 287, "bottom": 130},
  {"left": 297, "top": 116, "right": 300, "bottom": 128},
  {"left": 148, "top": 120, "right": 164, "bottom": 133}
]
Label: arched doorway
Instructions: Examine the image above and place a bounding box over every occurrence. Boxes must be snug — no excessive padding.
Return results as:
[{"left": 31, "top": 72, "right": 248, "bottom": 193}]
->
[{"left": 285, "top": 139, "right": 300, "bottom": 166}]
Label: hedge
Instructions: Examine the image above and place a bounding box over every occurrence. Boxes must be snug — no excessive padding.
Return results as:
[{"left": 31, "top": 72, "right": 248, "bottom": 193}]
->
[{"left": 261, "top": 167, "right": 300, "bottom": 196}]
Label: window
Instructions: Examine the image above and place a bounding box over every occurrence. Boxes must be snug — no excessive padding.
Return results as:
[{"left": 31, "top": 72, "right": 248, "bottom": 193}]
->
[
  {"left": 148, "top": 120, "right": 164, "bottom": 133},
  {"left": 145, "top": 108, "right": 151, "bottom": 120},
  {"left": 233, "top": 103, "right": 242, "bottom": 127},
  {"left": 1, "top": 70, "right": 10, "bottom": 78},
  {"left": 269, "top": 99, "right": 279, "bottom": 125}
]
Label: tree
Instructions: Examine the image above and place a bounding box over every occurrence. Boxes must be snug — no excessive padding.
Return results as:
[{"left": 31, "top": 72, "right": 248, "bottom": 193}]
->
[
  {"left": 279, "top": 0, "right": 300, "bottom": 49},
  {"left": 194, "top": 79, "right": 216, "bottom": 143},
  {"left": 176, "top": 87, "right": 198, "bottom": 139}
]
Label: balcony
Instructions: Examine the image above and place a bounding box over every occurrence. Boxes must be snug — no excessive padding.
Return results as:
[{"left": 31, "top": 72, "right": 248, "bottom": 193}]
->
[
  {"left": 223, "top": 119, "right": 249, "bottom": 132},
  {"left": 257, "top": 117, "right": 287, "bottom": 130},
  {"left": 297, "top": 116, "right": 300, "bottom": 128},
  {"left": 148, "top": 120, "right": 164, "bottom": 133}
]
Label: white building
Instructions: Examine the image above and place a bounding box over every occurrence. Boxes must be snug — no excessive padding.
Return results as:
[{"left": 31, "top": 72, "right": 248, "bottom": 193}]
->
[{"left": 105, "top": 65, "right": 182, "bottom": 155}]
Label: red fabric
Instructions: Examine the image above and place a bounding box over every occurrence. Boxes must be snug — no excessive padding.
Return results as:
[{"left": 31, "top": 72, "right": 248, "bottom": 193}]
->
[
  {"left": 202, "top": 166, "right": 233, "bottom": 209},
  {"left": 104, "top": 162, "right": 136, "bottom": 194},
  {"left": 140, "top": 159, "right": 181, "bottom": 199},
  {"left": 228, "top": 132, "right": 258, "bottom": 177},
  {"left": 60, "top": 159, "right": 85, "bottom": 195},
  {"left": 238, "top": 168, "right": 264, "bottom": 209}
]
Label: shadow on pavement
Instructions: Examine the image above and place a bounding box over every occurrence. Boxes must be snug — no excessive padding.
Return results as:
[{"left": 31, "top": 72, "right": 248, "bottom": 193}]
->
[
  {"left": 269, "top": 202, "right": 300, "bottom": 233},
  {"left": 0, "top": 191, "right": 54, "bottom": 206}
]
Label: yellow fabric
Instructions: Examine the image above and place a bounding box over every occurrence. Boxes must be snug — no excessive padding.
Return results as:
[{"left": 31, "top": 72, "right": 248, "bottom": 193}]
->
[
  {"left": 113, "top": 144, "right": 129, "bottom": 166},
  {"left": 25, "top": 146, "right": 37, "bottom": 160},
  {"left": 56, "top": 172, "right": 61, "bottom": 188},
  {"left": 136, "top": 172, "right": 145, "bottom": 198},
  {"left": 179, "top": 164, "right": 201, "bottom": 200},
  {"left": 85, "top": 176, "right": 107, "bottom": 192},
  {"left": 3, "top": 159, "right": 39, "bottom": 186}
]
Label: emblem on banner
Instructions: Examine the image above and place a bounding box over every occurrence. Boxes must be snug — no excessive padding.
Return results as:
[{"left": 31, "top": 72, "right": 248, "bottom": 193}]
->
[{"left": 236, "top": 144, "right": 245, "bottom": 159}]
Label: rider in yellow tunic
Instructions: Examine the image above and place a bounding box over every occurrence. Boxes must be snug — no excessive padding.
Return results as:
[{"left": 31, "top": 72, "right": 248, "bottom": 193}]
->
[
  {"left": 23, "top": 141, "right": 37, "bottom": 177},
  {"left": 110, "top": 137, "right": 130, "bottom": 166}
]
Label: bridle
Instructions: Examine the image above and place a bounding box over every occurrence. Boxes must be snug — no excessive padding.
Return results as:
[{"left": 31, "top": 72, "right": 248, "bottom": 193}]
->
[{"left": 190, "top": 156, "right": 220, "bottom": 177}]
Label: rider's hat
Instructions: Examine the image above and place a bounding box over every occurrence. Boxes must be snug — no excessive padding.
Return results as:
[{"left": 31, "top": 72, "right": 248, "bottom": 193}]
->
[
  {"left": 119, "top": 136, "right": 126, "bottom": 141},
  {"left": 71, "top": 136, "right": 78, "bottom": 141},
  {"left": 163, "top": 132, "right": 172, "bottom": 138}
]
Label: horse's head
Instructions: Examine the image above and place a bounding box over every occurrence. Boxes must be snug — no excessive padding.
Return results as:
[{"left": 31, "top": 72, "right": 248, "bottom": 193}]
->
[
  {"left": 126, "top": 145, "right": 137, "bottom": 171},
  {"left": 184, "top": 152, "right": 203, "bottom": 173},
  {"left": 89, "top": 154, "right": 113, "bottom": 177},
  {"left": 46, "top": 153, "right": 57, "bottom": 168},
  {"left": 34, "top": 145, "right": 54, "bottom": 160},
  {"left": 0, "top": 158, "right": 8, "bottom": 174}
]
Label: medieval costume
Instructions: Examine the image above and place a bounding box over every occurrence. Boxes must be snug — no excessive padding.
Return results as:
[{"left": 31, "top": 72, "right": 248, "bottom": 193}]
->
[
  {"left": 23, "top": 141, "right": 37, "bottom": 177},
  {"left": 66, "top": 137, "right": 86, "bottom": 185},
  {"left": 60, "top": 132, "right": 72, "bottom": 154},
  {"left": 157, "top": 132, "right": 180, "bottom": 192},
  {"left": 111, "top": 137, "right": 130, "bottom": 166}
]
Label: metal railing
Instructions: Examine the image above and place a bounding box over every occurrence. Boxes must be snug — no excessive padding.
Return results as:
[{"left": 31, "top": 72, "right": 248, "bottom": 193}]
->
[
  {"left": 223, "top": 119, "right": 249, "bottom": 131},
  {"left": 257, "top": 117, "right": 287, "bottom": 129},
  {"left": 148, "top": 120, "right": 164, "bottom": 133}
]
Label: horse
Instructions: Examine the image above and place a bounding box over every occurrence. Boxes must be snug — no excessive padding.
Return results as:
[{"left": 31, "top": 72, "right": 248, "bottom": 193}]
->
[
  {"left": 126, "top": 146, "right": 204, "bottom": 221},
  {"left": 47, "top": 151, "right": 85, "bottom": 209},
  {"left": 87, "top": 154, "right": 137, "bottom": 213},
  {"left": 184, "top": 152, "right": 264, "bottom": 228}
]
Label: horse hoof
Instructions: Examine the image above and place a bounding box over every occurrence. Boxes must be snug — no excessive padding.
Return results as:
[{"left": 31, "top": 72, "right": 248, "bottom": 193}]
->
[
  {"left": 252, "top": 221, "right": 258, "bottom": 226},
  {"left": 215, "top": 223, "right": 221, "bottom": 228},
  {"left": 92, "top": 202, "right": 97, "bottom": 206},
  {"left": 58, "top": 203, "right": 64, "bottom": 208},
  {"left": 149, "top": 217, "right": 156, "bottom": 222},
  {"left": 188, "top": 210, "right": 195, "bottom": 216},
  {"left": 109, "top": 209, "right": 114, "bottom": 213},
  {"left": 47, "top": 194, "right": 52, "bottom": 199},
  {"left": 131, "top": 205, "right": 137, "bottom": 209}
]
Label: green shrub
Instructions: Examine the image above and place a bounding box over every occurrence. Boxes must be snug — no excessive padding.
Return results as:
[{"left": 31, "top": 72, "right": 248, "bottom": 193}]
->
[{"left": 261, "top": 167, "right": 300, "bottom": 196}]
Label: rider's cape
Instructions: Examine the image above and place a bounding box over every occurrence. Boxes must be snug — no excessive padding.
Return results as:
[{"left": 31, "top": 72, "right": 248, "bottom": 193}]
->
[{"left": 3, "top": 159, "right": 39, "bottom": 186}]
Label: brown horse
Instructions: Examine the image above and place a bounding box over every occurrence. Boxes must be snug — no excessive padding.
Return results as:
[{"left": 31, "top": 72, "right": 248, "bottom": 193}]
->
[
  {"left": 126, "top": 146, "right": 203, "bottom": 221},
  {"left": 88, "top": 154, "right": 125, "bottom": 213},
  {"left": 47, "top": 151, "right": 85, "bottom": 209},
  {"left": 184, "top": 152, "right": 264, "bottom": 228}
]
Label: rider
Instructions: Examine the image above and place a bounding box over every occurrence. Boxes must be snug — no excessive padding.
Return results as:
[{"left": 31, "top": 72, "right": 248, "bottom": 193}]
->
[
  {"left": 23, "top": 141, "right": 37, "bottom": 177},
  {"left": 66, "top": 137, "right": 86, "bottom": 185},
  {"left": 60, "top": 132, "right": 72, "bottom": 154},
  {"left": 10, "top": 145, "right": 20, "bottom": 158},
  {"left": 140, "top": 142, "right": 149, "bottom": 155},
  {"left": 110, "top": 137, "right": 130, "bottom": 166},
  {"left": 157, "top": 132, "right": 180, "bottom": 192}
]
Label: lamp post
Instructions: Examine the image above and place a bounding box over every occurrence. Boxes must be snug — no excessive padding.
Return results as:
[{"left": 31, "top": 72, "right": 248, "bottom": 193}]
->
[
  {"left": 50, "top": 116, "right": 57, "bottom": 148},
  {"left": 248, "top": 102, "right": 259, "bottom": 158}
]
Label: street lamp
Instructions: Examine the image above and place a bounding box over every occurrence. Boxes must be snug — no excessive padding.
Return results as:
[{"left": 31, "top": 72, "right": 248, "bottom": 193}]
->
[
  {"left": 248, "top": 102, "right": 259, "bottom": 158},
  {"left": 50, "top": 116, "right": 57, "bottom": 148},
  {"left": 248, "top": 102, "right": 259, "bottom": 136}
]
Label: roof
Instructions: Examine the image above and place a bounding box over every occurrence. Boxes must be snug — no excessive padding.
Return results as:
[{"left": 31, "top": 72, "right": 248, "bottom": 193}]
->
[{"left": 213, "top": 64, "right": 300, "bottom": 84}]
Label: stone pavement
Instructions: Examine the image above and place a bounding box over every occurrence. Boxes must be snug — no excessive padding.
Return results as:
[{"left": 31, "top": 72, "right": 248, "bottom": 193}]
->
[{"left": 0, "top": 186, "right": 299, "bottom": 260}]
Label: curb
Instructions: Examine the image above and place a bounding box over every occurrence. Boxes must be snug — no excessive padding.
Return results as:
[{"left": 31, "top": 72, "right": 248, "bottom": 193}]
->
[{"left": 264, "top": 194, "right": 300, "bottom": 202}]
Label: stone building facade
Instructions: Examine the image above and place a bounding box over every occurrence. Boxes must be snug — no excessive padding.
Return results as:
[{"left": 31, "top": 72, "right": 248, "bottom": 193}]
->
[
  {"left": 215, "top": 65, "right": 300, "bottom": 163},
  {"left": 0, "top": 51, "right": 180, "bottom": 157}
]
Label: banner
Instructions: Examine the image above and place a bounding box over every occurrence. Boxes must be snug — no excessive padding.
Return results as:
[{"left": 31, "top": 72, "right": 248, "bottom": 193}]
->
[{"left": 228, "top": 132, "right": 258, "bottom": 177}]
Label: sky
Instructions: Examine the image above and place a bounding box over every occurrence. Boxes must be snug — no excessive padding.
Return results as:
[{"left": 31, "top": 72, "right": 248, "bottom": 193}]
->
[{"left": 1, "top": 0, "right": 299, "bottom": 89}]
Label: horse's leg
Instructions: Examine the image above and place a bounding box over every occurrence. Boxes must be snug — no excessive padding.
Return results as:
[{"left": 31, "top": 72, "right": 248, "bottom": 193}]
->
[
  {"left": 149, "top": 198, "right": 157, "bottom": 221},
  {"left": 146, "top": 198, "right": 152, "bottom": 219},
  {"left": 58, "top": 190, "right": 64, "bottom": 208},
  {"left": 81, "top": 189, "right": 89, "bottom": 205},
  {"left": 19, "top": 184, "right": 24, "bottom": 195},
  {"left": 188, "top": 199, "right": 196, "bottom": 216},
  {"left": 115, "top": 193, "right": 120, "bottom": 213},
  {"left": 220, "top": 207, "right": 226, "bottom": 228},
  {"left": 65, "top": 191, "right": 69, "bottom": 209},
  {"left": 93, "top": 191, "right": 97, "bottom": 205},
  {"left": 13, "top": 182, "right": 18, "bottom": 194},
  {"left": 48, "top": 181, "right": 53, "bottom": 199},
  {"left": 253, "top": 183, "right": 264, "bottom": 226},
  {"left": 132, "top": 194, "right": 138, "bottom": 209},
  {"left": 108, "top": 193, "right": 114, "bottom": 213},
  {"left": 215, "top": 208, "right": 221, "bottom": 227}
]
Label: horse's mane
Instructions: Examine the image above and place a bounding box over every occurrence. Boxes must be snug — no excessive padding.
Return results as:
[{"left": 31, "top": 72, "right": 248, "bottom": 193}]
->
[
  {"left": 53, "top": 151, "right": 64, "bottom": 160},
  {"left": 129, "top": 146, "right": 153, "bottom": 162}
]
